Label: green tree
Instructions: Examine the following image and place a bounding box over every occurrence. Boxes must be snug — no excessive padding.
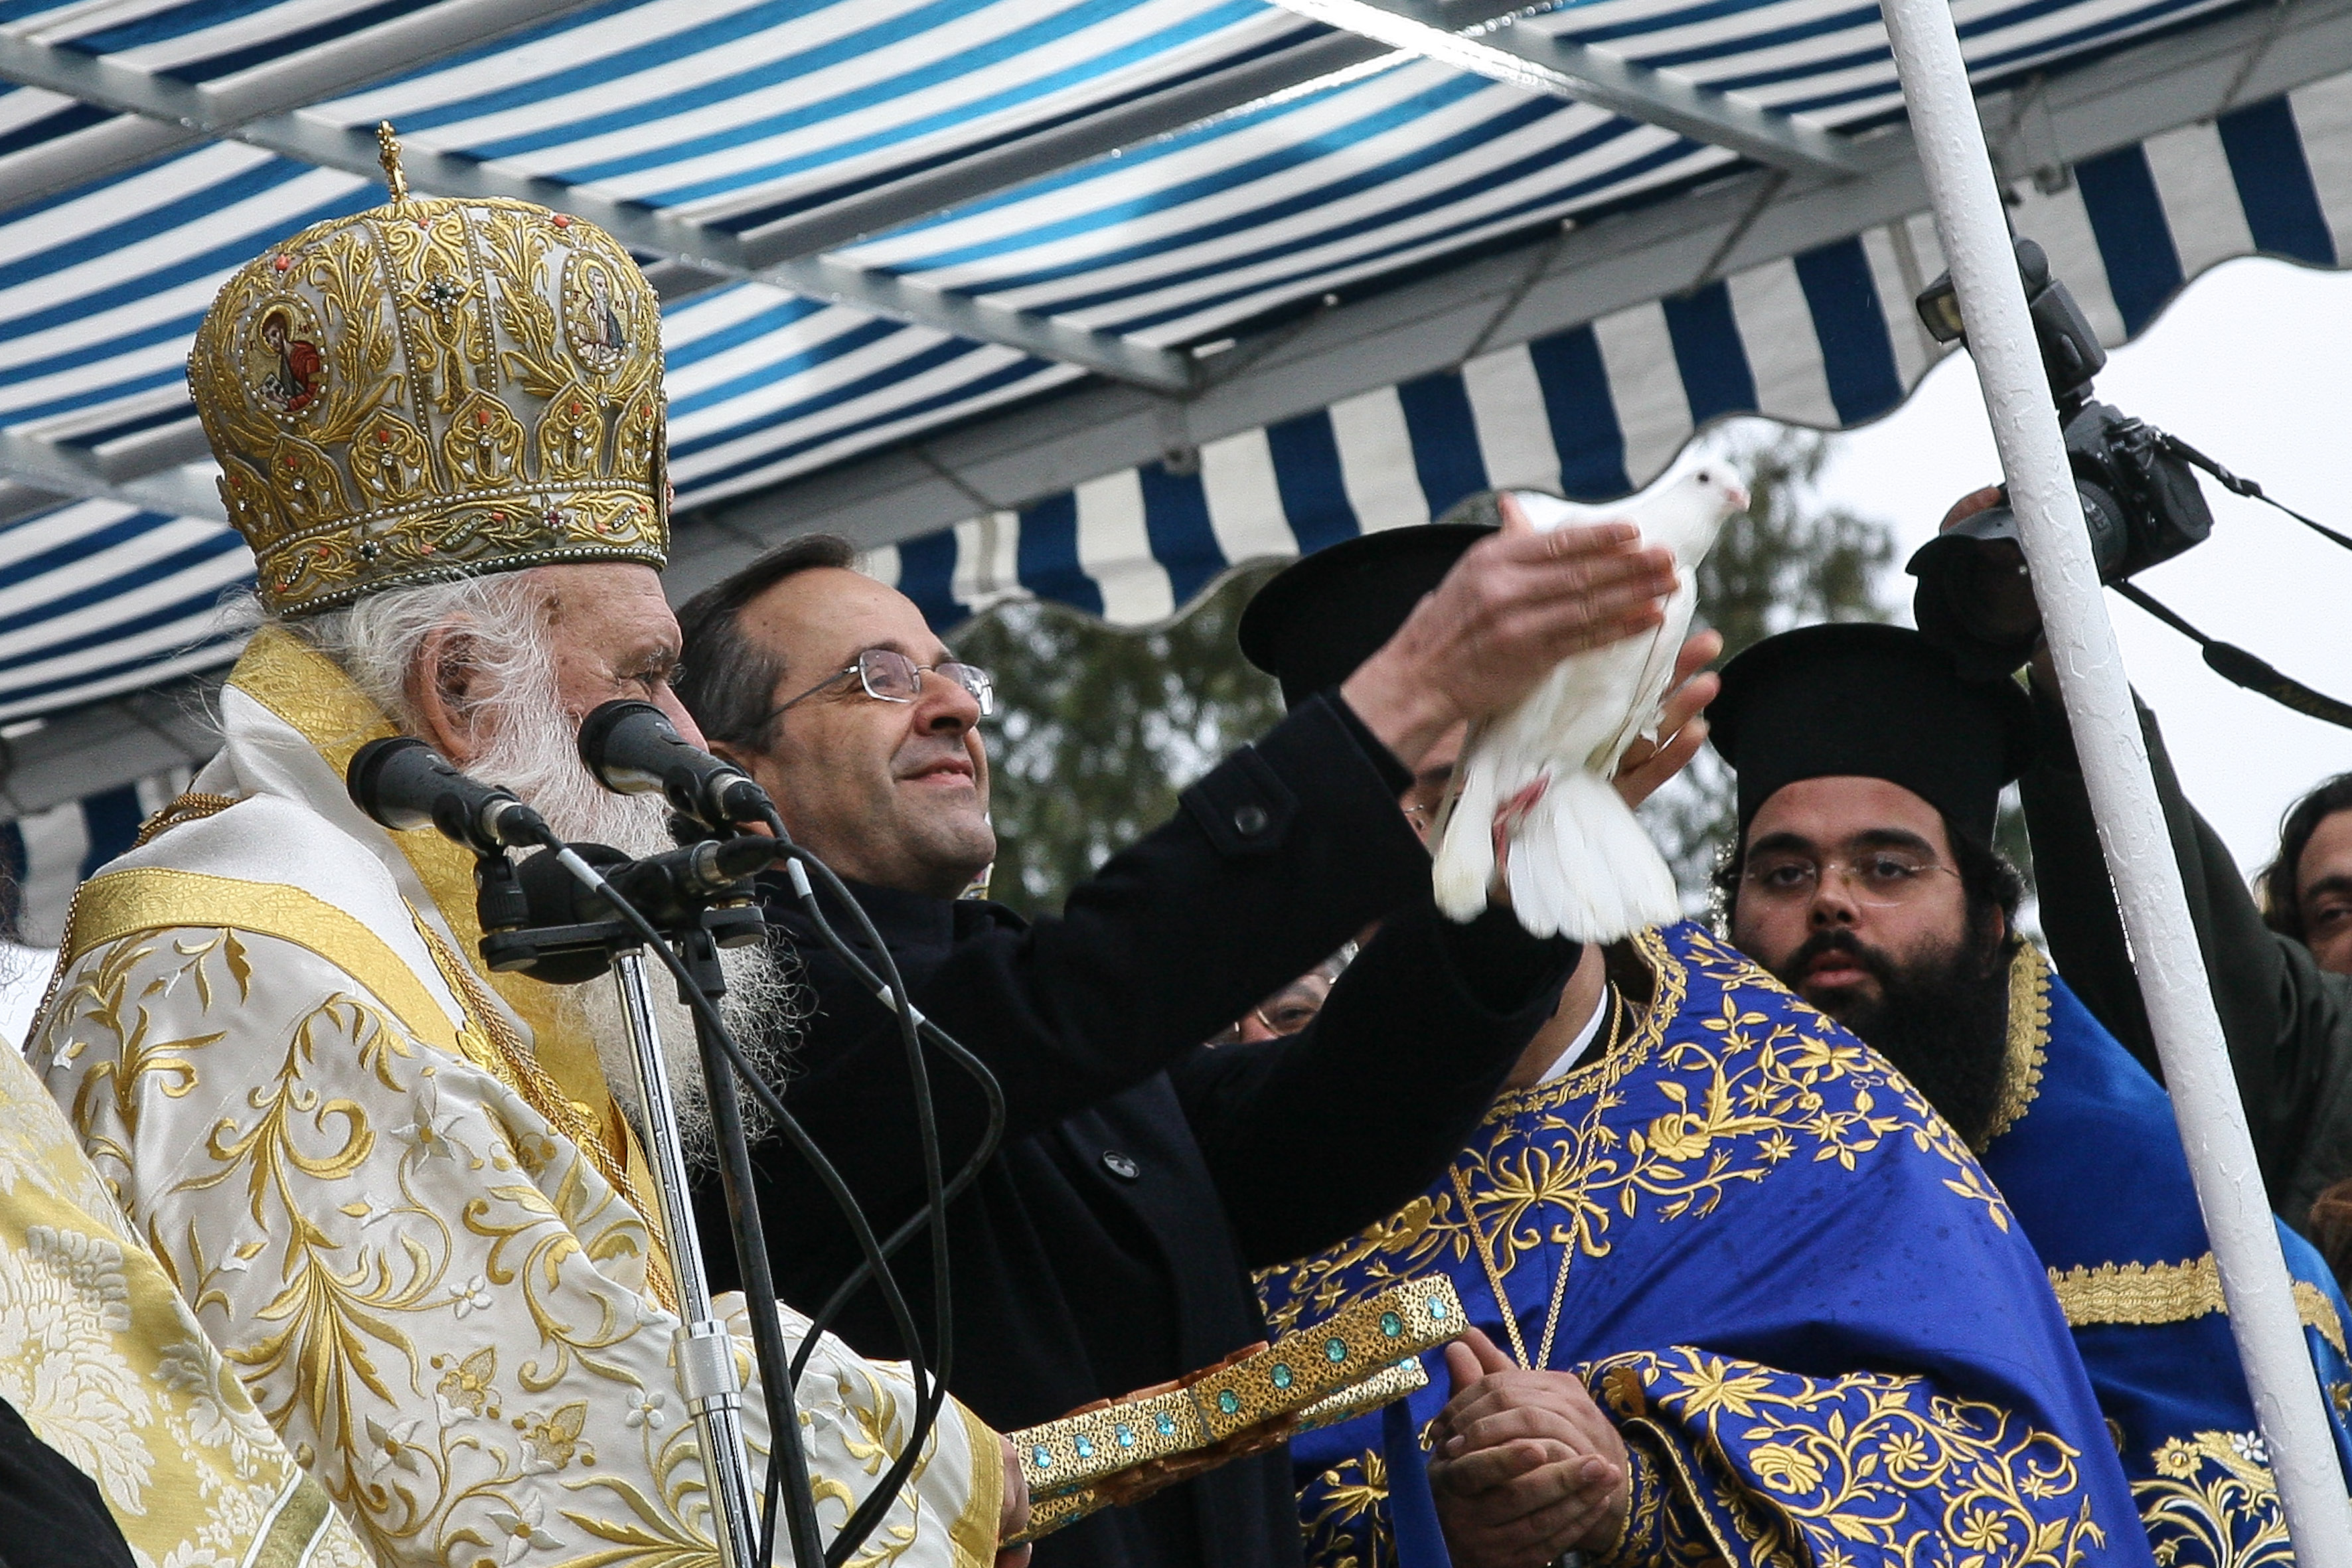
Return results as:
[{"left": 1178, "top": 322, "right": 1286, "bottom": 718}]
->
[{"left": 953, "top": 564, "right": 1285, "bottom": 915}]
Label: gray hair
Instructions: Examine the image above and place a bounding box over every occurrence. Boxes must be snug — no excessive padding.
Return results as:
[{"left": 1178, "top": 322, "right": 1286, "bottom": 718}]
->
[{"left": 270, "top": 573, "right": 558, "bottom": 741}]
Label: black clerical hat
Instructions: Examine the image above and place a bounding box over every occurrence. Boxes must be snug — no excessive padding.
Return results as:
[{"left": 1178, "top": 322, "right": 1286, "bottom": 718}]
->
[
  {"left": 1708, "top": 623, "right": 2034, "bottom": 846},
  {"left": 1239, "top": 524, "right": 1492, "bottom": 708}
]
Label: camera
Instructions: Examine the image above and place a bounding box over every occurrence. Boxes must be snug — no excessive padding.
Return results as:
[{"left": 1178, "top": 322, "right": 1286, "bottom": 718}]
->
[{"left": 1905, "top": 238, "right": 2213, "bottom": 676}]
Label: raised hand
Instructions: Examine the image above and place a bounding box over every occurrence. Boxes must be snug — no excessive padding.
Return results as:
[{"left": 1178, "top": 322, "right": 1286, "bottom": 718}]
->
[{"left": 1343, "top": 497, "right": 1677, "bottom": 774}]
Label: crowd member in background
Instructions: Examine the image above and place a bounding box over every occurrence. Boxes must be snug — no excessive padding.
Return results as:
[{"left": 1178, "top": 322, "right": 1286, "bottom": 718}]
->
[
  {"left": 674, "top": 509, "right": 1674, "bottom": 1568},
  {"left": 1206, "top": 951, "right": 1349, "bottom": 1046},
  {"left": 29, "top": 155, "right": 1018, "bottom": 1567},
  {"left": 1241, "top": 521, "right": 2146, "bottom": 1568},
  {"left": 2262, "top": 775, "right": 2352, "bottom": 977},
  {"left": 1711, "top": 621, "right": 2352, "bottom": 1566},
  {"left": 1936, "top": 487, "right": 2352, "bottom": 1267}
]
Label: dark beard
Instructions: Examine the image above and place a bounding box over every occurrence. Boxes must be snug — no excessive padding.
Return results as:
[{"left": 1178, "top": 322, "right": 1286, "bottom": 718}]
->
[{"left": 1770, "top": 929, "right": 2013, "bottom": 1146}]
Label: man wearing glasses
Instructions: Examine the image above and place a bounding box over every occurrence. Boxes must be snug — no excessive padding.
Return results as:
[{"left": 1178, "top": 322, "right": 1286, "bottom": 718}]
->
[
  {"left": 672, "top": 522, "right": 1680, "bottom": 1568},
  {"left": 1711, "top": 622, "right": 2352, "bottom": 1566}
]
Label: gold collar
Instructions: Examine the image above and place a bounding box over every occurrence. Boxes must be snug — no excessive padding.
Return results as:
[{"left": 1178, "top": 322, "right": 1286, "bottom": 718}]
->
[{"left": 1978, "top": 943, "right": 2053, "bottom": 1152}]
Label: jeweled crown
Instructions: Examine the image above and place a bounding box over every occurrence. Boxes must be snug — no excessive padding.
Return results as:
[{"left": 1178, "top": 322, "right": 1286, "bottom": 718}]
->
[{"left": 189, "top": 124, "right": 668, "bottom": 617}]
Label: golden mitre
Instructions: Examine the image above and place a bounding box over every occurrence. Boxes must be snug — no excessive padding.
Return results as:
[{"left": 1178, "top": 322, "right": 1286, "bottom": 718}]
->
[{"left": 188, "top": 125, "right": 668, "bottom": 617}]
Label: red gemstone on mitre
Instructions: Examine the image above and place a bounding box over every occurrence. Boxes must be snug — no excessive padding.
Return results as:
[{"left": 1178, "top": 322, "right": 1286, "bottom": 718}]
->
[
  {"left": 552, "top": 215, "right": 572, "bottom": 228},
  {"left": 274, "top": 255, "right": 293, "bottom": 272},
  {"left": 376, "top": 430, "right": 390, "bottom": 444}
]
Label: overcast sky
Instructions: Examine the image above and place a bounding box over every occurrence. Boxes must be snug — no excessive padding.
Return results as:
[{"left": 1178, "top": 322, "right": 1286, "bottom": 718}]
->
[{"left": 1798, "top": 255, "right": 2352, "bottom": 880}]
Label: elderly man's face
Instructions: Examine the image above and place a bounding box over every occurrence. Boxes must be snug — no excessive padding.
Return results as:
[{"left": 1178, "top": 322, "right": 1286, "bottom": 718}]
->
[
  {"left": 724, "top": 567, "right": 992, "bottom": 898},
  {"left": 2298, "top": 809, "right": 2352, "bottom": 975},
  {"left": 1729, "top": 776, "right": 1975, "bottom": 1022},
  {"left": 540, "top": 564, "right": 699, "bottom": 737}
]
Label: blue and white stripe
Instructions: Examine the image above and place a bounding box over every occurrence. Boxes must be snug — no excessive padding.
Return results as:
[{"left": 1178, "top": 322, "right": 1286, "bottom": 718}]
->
[
  {"left": 0, "top": 0, "right": 2323, "bottom": 767},
  {"left": 872, "top": 72, "right": 2352, "bottom": 632}
]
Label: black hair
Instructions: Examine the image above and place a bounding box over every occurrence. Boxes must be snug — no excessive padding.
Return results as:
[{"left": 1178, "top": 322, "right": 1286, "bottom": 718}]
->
[
  {"left": 674, "top": 534, "right": 858, "bottom": 752},
  {"left": 2258, "top": 773, "right": 2352, "bottom": 942},
  {"left": 1715, "top": 811, "right": 2025, "bottom": 967}
]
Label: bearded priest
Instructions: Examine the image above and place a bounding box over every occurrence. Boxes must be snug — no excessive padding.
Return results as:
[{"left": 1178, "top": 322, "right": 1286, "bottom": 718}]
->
[{"left": 27, "top": 131, "right": 1014, "bottom": 1568}]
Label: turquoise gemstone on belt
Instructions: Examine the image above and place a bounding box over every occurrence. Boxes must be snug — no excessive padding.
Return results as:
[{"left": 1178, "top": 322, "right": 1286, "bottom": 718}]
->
[
  {"left": 1032, "top": 1446, "right": 1052, "bottom": 1468},
  {"left": 1156, "top": 1413, "right": 1177, "bottom": 1436},
  {"left": 1115, "top": 1424, "right": 1135, "bottom": 1449},
  {"left": 1270, "top": 1363, "right": 1293, "bottom": 1390},
  {"left": 1428, "top": 1295, "right": 1449, "bottom": 1318},
  {"left": 1217, "top": 1389, "right": 1239, "bottom": 1415},
  {"left": 1380, "top": 1311, "right": 1403, "bottom": 1338},
  {"left": 1075, "top": 1435, "right": 1094, "bottom": 1459},
  {"left": 1325, "top": 1338, "right": 1347, "bottom": 1364}
]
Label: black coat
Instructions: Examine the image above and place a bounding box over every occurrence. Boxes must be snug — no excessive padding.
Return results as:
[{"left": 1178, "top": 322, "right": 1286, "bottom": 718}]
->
[{"left": 694, "top": 696, "right": 1577, "bottom": 1568}]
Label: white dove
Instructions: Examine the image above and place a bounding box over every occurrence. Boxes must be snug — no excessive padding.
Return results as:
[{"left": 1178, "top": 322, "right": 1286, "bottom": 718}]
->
[{"left": 1429, "top": 463, "right": 1748, "bottom": 941}]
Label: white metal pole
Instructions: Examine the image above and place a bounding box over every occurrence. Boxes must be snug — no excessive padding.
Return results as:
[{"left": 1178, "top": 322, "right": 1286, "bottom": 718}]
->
[{"left": 1875, "top": 0, "right": 2352, "bottom": 1555}]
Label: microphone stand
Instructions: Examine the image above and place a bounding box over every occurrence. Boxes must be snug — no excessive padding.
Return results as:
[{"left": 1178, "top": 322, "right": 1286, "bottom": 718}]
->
[{"left": 609, "top": 947, "right": 761, "bottom": 1568}]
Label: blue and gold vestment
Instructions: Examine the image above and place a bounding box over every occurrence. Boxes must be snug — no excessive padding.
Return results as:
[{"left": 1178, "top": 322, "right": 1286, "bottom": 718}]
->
[
  {"left": 1259, "top": 921, "right": 2149, "bottom": 1568},
  {"left": 1985, "top": 944, "right": 2352, "bottom": 1566}
]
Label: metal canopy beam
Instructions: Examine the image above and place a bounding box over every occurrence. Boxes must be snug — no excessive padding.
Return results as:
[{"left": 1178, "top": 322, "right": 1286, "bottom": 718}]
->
[
  {"left": 661, "top": 0, "right": 2352, "bottom": 595},
  {"left": 221, "top": 112, "right": 1201, "bottom": 392},
  {"left": 1271, "top": 0, "right": 1865, "bottom": 178},
  {"left": 0, "top": 428, "right": 223, "bottom": 518},
  {"left": 726, "top": 29, "right": 1394, "bottom": 268},
  {"left": 0, "top": 0, "right": 613, "bottom": 211}
]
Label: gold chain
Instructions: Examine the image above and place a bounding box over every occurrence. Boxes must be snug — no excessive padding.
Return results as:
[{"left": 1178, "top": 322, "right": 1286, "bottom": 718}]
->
[{"left": 1450, "top": 990, "right": 1620, "bottom": 1372}]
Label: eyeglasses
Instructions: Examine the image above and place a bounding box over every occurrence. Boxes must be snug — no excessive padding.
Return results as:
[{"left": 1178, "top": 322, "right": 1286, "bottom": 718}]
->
[
  {"left": 765, "top": 647, "right": 996, "bottom": 726},
  {"left": 1741, "top": 849, "right": 1960, "bottom": 906},
  {"left": 1206, "top": 998, "right": 1327, "bottom": 1048}
]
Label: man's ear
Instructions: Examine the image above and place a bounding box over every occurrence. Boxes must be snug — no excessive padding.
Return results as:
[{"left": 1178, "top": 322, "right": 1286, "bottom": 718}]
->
[{"left": 409, "top": 626, "right": 481, "bottom": 765}]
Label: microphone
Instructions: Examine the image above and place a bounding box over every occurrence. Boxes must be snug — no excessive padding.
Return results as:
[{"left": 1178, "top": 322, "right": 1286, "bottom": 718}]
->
[
  {"left": 347, "top": 736, "right": 550, "bottom": 854},
  {"left": 578, "top": 700, "right": 771, "bottom": 827}
]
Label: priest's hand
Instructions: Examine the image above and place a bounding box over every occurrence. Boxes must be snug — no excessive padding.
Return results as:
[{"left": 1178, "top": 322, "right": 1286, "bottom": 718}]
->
[
  {"left": 1344, "top": 497, "right": 1677, "bottom": 773},
  {"left": 997, "top": 1436, "right": 1032, "bottom": 1567},
  {"left": 1425, "top": 1328, "right": 1628, "bottom": 1568}
]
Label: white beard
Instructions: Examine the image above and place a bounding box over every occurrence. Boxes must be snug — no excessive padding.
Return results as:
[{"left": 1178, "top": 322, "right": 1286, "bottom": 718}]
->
[{"left": 469, "top": 694, "right": 801, "bottom": 1168}]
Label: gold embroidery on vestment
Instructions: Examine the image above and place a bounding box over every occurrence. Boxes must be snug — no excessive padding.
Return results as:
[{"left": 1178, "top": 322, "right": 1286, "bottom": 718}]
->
[
  {"left": 133, "top": 791, "right": 240, "bottom": 848},
  {"left": 62, "top": 867, "right": 459, "bottom": 1052},
  {"left": 1980, "top": 942, "right": 2052, "bottom": 1148},
  {"left": 2046, "top": 1253, "right": 2349, "bottom": 1356},
  {"left": 226, "top": 629, "right": 648, "bottom": 1232}
]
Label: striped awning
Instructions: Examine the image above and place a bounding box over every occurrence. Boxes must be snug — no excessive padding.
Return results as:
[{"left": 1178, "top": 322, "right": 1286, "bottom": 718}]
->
[
  {"left": 0, "top": 0, "right": 2302, "bottom": 734},
  {"left": 870, "top": 75, "right": 2352, "bottom": 630}
]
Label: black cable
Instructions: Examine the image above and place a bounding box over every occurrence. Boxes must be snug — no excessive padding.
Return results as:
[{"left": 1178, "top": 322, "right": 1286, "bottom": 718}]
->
[
  {"left": 765, "top": 837, "right": 1006, "bottom": 1380},
  {"left": 2159, "top": 433, "right": 2352, "bottom": 555},
  {"left": 2112, "top": 581, "right": 2352, "bottom": 730},
  {"left": 749, "top": 815, "right": 975, "bottom": 1566},
  {"left": 528, "top": 828, "right": 941, "bottom": 1565},
  {"left": 682, "top": 949, "right": 815, "bottom": 1568}
]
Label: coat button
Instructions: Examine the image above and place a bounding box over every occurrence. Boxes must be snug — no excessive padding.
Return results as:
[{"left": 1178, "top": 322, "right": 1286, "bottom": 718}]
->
[
  {"left": 1232, "top": 804, "right": 1269, "bottom": 836},
  {"left": 1101, "top": 1150, "right": 1140, "bottom": 1180}
]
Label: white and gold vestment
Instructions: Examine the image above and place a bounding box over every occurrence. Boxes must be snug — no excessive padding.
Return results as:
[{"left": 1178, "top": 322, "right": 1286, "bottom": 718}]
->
[
  {"left": 29, "top": 628, "right": 1002, "bottom": 1568},
  {"left": 0, "top": 1036, "right": 369, "bottom": 1567}
]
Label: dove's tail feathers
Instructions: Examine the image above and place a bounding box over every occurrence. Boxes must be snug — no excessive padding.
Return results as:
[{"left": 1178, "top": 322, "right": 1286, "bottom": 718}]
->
[
  {"left": 1504, "top": 769, "right": 1681, "bottom": 943},
  {"left": 1431, "top": 755, "right": 1502, "bottom": 923}
]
